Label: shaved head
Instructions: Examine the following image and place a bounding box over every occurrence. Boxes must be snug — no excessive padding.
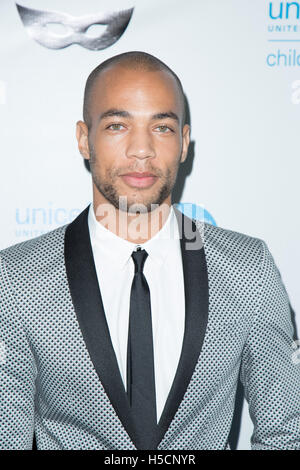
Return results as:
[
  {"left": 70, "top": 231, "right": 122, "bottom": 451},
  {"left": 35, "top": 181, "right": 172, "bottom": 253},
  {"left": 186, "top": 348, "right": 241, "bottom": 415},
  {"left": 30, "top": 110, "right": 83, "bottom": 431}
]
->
[{"left": 83, "top": 51, "right": 186, "bottom": 129}]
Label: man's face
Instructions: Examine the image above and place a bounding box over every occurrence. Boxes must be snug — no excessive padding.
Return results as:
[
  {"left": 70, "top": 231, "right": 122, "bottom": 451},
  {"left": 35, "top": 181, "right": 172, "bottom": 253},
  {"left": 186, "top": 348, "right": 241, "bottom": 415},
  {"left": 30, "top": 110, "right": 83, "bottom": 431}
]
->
[{"left": 76, "top": 65, "right": 190, "bottom": 213}]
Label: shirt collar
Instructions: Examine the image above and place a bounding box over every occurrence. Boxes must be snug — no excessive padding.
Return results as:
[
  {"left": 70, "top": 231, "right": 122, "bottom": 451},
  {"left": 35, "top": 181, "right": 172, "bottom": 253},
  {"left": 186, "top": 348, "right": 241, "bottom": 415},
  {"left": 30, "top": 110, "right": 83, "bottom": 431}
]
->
[{"left": 88, "top": 203, "right": 180, "bottom": 270}]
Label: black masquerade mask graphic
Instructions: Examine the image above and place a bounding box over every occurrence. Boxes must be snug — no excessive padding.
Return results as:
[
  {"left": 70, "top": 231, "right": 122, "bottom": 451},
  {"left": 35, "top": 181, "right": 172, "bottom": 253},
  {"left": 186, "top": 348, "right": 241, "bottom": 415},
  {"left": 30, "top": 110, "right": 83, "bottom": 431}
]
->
[{"left": 16, "top": 3, "right": 134, "bottom": 50}]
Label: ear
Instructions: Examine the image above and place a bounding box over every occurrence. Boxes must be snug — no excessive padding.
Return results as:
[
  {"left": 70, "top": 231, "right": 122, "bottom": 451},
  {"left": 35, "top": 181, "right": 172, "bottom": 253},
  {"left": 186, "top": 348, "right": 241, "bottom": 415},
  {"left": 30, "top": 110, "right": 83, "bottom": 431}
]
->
[
  {"left": 180, "top": 124, "right": 190, "bottom": 163},
  {"left": 76, "top": 120, "right": 90, "bottom": 160}
]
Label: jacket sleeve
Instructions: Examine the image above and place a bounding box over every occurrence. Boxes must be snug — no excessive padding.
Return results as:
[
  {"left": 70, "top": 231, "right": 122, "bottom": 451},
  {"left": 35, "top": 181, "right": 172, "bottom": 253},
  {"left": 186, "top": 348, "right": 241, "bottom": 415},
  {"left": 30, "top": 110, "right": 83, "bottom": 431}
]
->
[
  {"left": 239, "top": 240, "right": 300, "bottom": 450},
  {"left": 0, "top": 255, "right": 36, "bottom": 449}
]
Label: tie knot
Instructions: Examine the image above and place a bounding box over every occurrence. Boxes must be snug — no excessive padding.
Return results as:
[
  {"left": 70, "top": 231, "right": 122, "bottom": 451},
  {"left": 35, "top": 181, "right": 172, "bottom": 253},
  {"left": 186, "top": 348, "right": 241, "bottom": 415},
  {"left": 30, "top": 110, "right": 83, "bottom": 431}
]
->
[{"left": 131, "top": 248, "right": 148, "bottom": 274}]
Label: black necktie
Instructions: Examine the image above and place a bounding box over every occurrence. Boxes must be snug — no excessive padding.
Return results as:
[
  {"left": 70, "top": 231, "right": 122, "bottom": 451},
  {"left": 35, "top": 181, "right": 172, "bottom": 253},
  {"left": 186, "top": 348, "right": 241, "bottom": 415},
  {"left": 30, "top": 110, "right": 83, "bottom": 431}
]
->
[{"left": 126, "top": 247, "right": 157, "bottom": 449}]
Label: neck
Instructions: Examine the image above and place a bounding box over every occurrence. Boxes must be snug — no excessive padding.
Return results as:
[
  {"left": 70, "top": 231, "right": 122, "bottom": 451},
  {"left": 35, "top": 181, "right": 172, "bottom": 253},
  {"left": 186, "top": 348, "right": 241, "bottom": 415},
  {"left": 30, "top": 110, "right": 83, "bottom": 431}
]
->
[{"left": 92, "top": 194, "right": 172, "bottom": 244}]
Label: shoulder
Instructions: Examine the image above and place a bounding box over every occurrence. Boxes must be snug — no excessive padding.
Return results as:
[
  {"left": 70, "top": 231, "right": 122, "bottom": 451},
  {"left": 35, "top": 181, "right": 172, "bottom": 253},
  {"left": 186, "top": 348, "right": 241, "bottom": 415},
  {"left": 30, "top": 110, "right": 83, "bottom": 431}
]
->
[
  {"left": 195, "top": 219, "right": 266, "bottom": 274},
  {"left": 0, "top": 224, "right": 68, "bottom": 283}
]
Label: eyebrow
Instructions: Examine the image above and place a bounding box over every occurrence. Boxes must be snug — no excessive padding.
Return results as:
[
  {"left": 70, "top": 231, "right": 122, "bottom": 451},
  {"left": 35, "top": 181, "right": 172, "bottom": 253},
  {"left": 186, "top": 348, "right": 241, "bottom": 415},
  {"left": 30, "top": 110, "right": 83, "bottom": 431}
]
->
[{"left": 98, "top": 109, "right": 179, "bottom": 123}]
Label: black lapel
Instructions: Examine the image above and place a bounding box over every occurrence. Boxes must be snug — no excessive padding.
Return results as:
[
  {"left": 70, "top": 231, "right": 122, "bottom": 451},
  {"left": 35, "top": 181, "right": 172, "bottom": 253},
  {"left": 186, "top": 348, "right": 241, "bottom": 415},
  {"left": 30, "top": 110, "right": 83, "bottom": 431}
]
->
[
  {"left": 150, "top": 207, "right": 209, "bottom": 449},
  {"left": 64, "top": 205, "right": 141, "bottom": 448},
  {"left": 64, "top": 205, "right": 209, "bottom": 450}
]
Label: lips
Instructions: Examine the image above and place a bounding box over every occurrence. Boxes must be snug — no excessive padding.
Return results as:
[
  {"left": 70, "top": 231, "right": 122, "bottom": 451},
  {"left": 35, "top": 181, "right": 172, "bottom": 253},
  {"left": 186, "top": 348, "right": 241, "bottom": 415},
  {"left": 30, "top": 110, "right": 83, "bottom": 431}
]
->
[
  {"left": 123, "top": 172, "right": 155, "bottom": 177},
  {"left": 120, "top": 172, "right": 158, "bottom": 188}
]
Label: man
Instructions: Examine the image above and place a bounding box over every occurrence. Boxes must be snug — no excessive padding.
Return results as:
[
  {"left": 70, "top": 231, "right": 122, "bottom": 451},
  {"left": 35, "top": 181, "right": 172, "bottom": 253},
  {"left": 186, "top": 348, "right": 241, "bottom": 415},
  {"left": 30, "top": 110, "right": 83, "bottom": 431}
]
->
[{"left": 0, "top": 51, "right": 300, "bottom": 450}]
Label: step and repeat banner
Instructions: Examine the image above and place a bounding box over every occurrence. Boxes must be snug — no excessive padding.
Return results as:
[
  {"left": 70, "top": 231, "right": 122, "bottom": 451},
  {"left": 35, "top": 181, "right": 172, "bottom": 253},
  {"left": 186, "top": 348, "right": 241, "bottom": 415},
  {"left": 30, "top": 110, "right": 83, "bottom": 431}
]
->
[{"left": 0, "top": 0, "right": 299, "bottom": 450}]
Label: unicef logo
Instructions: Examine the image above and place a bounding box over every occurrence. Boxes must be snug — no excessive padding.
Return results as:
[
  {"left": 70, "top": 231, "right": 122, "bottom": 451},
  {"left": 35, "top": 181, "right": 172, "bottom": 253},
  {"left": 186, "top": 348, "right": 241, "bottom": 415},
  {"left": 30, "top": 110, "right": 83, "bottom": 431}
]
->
[
  {"left": 174, "top": 203, "right": 217, "bottom": 226},
  {"left": 14, "top": 202, "right": 217, "bottom": 243},
  {"left": 269, "top": 1, "right": 300, "bottom": 20},
  {"left": 267, "top": 2, "right": 300, "bottom": 66},
  {"left": 15, "top": 204, "right": 81, "bottom": 239}
]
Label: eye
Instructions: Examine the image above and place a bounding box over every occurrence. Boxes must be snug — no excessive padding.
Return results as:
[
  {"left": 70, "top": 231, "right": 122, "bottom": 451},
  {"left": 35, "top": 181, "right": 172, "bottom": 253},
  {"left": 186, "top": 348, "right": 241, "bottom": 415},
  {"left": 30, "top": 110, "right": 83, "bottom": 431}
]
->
[
  {"left": 106, "top": 123, "right": 125, "bottom": 131},
  {"left": 155, "top": 125, "right": 173, "bottom": 133}
]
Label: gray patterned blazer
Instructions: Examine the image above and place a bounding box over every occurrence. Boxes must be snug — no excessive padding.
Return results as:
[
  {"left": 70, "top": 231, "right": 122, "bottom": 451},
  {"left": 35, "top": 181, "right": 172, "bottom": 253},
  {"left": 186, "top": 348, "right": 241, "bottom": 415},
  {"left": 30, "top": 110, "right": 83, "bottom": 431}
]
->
[{"left": 0, "top": 206, "right": 300, "bottom": 450}]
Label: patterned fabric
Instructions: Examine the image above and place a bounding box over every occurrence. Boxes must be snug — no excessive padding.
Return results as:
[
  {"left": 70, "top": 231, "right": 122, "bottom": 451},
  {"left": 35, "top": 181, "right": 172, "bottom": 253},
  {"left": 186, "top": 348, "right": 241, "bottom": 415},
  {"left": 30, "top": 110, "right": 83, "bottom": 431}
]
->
[{"left": 0, "top": 217, "right": 299, "bottom": 450}]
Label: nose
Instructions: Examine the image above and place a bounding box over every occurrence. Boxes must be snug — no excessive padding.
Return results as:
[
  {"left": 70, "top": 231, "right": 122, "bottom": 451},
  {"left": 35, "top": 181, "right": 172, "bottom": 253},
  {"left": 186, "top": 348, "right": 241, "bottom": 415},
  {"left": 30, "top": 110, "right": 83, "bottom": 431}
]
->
[{"left": 125, "top": 127, "right": 156, "bottom": 160}]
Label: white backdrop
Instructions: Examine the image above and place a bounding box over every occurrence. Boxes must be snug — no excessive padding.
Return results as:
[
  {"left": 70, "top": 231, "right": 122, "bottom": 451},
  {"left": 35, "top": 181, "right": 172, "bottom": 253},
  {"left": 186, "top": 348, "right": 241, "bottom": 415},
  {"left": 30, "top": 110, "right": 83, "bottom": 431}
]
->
[{"left": 0, "top": 0, "right": 299, "bottom": 450}]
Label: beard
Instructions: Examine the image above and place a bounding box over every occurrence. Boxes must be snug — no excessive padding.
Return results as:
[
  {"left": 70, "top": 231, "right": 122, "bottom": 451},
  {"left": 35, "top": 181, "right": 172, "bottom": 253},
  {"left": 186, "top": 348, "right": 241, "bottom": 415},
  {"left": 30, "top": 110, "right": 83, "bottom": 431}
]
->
[{"left": 89, "top": 145, "right": 180, "bottom": 214}]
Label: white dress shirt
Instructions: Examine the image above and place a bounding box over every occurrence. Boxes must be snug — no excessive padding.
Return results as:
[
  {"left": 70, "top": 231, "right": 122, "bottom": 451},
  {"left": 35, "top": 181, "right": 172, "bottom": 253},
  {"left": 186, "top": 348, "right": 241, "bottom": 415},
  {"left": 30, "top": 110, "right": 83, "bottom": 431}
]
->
[{"left": 88, "top": 203, "right": 185, "bottom": 422}]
